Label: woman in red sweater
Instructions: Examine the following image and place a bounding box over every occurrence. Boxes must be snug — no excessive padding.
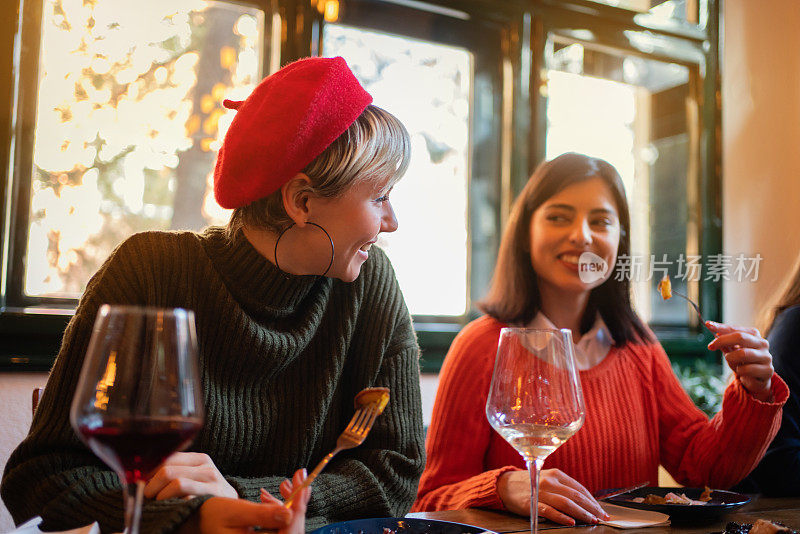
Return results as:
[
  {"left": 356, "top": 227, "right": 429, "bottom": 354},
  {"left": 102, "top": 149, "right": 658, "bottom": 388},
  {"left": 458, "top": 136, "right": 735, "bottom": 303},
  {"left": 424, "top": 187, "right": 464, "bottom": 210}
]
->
[{"left": 413, "top": 152, "right": 788, "bottom": 525}]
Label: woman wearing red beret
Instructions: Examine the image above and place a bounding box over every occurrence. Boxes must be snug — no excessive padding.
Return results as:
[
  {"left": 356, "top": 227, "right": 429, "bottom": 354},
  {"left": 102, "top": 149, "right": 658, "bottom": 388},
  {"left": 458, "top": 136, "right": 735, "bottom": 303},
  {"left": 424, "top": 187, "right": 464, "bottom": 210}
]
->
[{"left": 1, "top": 57, "right": 424, "bottom": 533}]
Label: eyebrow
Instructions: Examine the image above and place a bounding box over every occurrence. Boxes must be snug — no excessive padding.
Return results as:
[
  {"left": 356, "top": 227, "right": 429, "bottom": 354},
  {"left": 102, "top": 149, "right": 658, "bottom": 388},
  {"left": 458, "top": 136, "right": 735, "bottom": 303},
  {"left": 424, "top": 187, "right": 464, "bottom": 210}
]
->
[{"left": 545, "top": 203, "right": 618, "bottom": 216}]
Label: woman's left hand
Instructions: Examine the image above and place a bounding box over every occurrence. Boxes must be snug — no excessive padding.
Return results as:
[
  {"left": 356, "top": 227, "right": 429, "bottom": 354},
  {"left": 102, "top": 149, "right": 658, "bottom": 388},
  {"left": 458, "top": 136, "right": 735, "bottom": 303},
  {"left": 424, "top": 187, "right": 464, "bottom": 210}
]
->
[
  {"left": 260, "top": 468, "right": 311, "bottom": 507},
  {"left": 706, "top": 320, "right": 774, "bottom": 401},
  {"left": 144, "top": 452, "right": 239, "bottom": 500},
  {"left": 260, "top": 468, "right": 311, "bottom": 534}
]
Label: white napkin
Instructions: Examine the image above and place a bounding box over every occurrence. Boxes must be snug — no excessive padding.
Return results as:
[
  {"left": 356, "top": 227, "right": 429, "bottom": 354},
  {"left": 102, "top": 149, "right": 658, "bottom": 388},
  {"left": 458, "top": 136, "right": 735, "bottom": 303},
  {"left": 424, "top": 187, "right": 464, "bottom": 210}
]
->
[
  {"left": 3, "top": 517, "right": 102, "bottom": 534},
  {"left": 599, "top": 503, "right": 671, "bottom": 529}
]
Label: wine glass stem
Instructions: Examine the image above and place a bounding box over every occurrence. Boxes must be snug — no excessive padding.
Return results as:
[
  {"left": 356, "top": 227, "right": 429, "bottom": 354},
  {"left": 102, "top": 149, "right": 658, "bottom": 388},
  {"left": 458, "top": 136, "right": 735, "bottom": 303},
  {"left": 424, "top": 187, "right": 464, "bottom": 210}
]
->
[
  {"left": 124, "top": 480, "right": 146, "bottom": 534},
  {"left": 527, "top": 458, "right": 544, "bottom": 534}
]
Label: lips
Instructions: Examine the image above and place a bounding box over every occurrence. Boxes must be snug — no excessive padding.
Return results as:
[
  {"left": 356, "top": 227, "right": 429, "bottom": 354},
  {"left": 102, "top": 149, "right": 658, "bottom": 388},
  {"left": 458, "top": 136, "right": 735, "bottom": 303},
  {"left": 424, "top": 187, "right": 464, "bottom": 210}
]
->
[
  {"left": 558, "top": 253, "right": 581, "bottom": 265},
  {"left": 355, "top": 241, "right": 376, "bottom": 262},
  {"left": 556, "top": 250, "right": 592, "bottom": 272}
]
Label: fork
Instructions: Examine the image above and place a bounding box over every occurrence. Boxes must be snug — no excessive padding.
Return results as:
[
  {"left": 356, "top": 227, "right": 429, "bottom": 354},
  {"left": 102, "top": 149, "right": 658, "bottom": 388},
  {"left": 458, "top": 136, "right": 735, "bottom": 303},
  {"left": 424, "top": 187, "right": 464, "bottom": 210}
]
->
[
  {"left": 670, "top": 287, "right": 707, "bottom": 327},
  {"left": 282, "top": 403, "right": 380, "bottom": 507},
  {"left": 593, "top": 481, "right": 650, "bottom": 500}
]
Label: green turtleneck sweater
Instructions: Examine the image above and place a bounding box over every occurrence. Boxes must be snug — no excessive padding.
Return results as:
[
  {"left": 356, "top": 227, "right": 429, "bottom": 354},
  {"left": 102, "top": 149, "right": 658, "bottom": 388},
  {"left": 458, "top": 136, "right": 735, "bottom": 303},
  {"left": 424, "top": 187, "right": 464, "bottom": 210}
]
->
[{"left": 1, "top": 227, "right": 425, "bottom": 533}]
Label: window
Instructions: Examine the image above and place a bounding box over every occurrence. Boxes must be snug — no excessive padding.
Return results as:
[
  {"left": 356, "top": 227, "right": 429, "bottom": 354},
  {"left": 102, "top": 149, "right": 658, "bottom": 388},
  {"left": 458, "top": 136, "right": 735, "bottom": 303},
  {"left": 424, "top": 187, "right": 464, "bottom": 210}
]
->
[
  {"left": 0, "top": 0, "right": 720, "bottom": 370},
  {"left": 18, "top": 0, "right": 265, "bottom": 302},
  {"left": 0, "top": 0, "right": 271, "bottom": 368},
  {"left": 322, "top": 24, "right": 472, "bottom": 317},
  {"left": 544, "top": 42, "right": 696, "bottom": 327}
]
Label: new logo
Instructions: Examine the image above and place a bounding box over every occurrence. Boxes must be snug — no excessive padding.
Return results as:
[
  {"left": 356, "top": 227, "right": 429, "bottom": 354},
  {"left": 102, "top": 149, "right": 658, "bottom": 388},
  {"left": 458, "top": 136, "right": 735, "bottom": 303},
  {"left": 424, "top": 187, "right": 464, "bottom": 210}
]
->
[{"left": 578, "top": 252, "right": 609, "bottom": 283}]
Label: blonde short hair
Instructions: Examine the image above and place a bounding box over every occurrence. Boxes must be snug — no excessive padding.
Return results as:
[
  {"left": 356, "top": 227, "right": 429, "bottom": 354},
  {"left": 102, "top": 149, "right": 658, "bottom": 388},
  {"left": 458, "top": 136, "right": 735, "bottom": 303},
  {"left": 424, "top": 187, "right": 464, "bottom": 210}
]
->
[{"left": 227, "top": 105, "right": 410, "bottom": 236}]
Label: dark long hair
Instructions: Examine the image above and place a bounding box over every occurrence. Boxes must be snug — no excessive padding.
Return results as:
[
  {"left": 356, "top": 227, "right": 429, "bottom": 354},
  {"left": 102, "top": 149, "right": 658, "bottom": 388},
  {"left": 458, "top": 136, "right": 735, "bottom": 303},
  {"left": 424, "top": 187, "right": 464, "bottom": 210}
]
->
[
  {"left": 759, "top": 253, "right": 800, "bottom": 336},
  {"left": 479, "top": 152, "right": 654, "bottom": 345}
]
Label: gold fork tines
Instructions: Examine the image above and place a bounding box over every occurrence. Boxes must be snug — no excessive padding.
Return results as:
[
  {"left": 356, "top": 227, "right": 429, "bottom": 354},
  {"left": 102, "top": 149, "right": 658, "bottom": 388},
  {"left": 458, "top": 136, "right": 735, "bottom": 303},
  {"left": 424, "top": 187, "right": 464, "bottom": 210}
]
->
[{"left": 283, "top": 403, "right": 380, "bottom": 507}]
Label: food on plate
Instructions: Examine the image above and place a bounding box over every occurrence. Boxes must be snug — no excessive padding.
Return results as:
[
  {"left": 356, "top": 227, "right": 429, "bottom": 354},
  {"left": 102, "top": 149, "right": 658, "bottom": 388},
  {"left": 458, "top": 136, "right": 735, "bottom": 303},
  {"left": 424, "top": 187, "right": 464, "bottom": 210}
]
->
[
  {"left": 631, "top": 488, "right": 711, "bottom": 506},
  {"left": 750, "top": 520, "right": 799, "bottom": 534},
  {"left": 355, "top": 387, "right": 390, "bottom": 415},
  {"left": 657, "top": 275, "right": 672, "bottom": 300},
  {"left": 723, "top": 520, "right": 799, "bottom": 534}
]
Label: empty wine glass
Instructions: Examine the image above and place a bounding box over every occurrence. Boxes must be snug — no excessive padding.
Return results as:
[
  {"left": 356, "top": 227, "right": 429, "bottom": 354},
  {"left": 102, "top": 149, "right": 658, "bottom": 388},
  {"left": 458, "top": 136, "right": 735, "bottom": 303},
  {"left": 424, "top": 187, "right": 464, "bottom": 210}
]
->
[
  {"left": 70, "top": 305, "right": 205, "bottom": 534},
  {"left": 486, "top": 328, "right": 585, "bottom": 534}
]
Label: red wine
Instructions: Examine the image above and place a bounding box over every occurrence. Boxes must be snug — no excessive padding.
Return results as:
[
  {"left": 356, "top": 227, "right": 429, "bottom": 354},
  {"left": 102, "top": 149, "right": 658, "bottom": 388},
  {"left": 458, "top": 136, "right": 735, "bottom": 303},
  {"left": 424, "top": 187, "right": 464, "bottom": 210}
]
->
[{"left": 78, "top": 417, "right": 202, "bottom": 484}]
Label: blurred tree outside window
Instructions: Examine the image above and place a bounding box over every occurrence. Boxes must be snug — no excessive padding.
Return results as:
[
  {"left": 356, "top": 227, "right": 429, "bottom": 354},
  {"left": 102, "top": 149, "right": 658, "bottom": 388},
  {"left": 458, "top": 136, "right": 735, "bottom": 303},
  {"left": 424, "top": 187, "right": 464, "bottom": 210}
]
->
[{"left": 23, "top": 0, "right": 263, "bottom": 299}]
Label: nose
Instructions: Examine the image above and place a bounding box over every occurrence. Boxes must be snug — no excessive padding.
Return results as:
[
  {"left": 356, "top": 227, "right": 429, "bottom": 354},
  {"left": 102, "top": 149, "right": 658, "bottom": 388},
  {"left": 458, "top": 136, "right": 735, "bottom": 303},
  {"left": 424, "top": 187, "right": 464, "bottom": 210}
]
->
[
  {"left": 381, "top": 202, "right": 399, "bottom": 233},
  {"left": 569, "top": 218, "right": 592, "bottom": 246}
]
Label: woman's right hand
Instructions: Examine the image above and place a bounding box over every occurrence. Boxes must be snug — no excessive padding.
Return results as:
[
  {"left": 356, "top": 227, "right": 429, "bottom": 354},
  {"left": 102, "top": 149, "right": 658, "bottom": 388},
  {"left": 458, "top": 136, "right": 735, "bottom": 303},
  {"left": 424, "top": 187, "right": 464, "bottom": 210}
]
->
[{"left": 497, "top": 469, "right": 609, "bottom": 526}]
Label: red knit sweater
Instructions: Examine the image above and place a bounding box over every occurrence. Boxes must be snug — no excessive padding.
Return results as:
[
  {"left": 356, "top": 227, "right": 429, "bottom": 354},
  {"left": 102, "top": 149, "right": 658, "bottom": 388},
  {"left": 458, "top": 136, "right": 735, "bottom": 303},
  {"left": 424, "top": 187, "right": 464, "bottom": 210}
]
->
[{"left": 413, "top": 316, "right": 789, "bottom": 512}]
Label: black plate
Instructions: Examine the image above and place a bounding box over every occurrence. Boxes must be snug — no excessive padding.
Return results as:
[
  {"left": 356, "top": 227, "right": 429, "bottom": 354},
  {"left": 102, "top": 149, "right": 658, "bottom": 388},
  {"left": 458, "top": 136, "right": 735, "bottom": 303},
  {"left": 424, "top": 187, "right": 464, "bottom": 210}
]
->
[
  {"left": 311, "top": 517, "right": 495, "bottom": 534},
  {"left": 607, "top": 486, "right": 750, "bottom": 523}
]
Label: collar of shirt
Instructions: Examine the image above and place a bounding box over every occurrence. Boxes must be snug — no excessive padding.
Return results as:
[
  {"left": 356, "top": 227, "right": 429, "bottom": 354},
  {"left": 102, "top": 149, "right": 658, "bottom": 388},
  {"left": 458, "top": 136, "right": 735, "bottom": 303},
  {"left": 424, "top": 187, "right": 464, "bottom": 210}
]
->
[{"left": 529, "top": 312, "right": 615, "bottom": 371}]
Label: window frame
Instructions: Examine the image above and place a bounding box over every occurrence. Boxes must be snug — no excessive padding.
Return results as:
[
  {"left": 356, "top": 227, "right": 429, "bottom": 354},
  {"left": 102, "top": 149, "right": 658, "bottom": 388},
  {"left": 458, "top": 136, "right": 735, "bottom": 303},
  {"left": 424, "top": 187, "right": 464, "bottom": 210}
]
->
[{"left": 0, "top": 0, "right": 721, "bottom": 372}]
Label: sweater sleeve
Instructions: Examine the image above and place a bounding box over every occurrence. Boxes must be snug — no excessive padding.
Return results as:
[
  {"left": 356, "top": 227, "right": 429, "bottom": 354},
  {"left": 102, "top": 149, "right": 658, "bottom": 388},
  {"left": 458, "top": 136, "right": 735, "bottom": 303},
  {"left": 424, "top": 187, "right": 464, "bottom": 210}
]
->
[
  {"left": 412, "top": 318, "right": 522, "bottom": 512},
  {"left": 738, "top": 306, "right": 800, "bottom": 495},
  {"left": 0, "top": 235, "right": 207, "bottom": 534},
  {"left": 223, "top": 251, "right": 426, "bottom": 529},
  {"left": 649, "top": 341, "right": 789, "bottom": 489}
]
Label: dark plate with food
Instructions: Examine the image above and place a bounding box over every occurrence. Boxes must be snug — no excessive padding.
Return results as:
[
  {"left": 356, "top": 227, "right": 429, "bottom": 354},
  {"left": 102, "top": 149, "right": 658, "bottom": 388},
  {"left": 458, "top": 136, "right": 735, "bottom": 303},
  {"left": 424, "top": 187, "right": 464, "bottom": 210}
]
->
[
  {"left": 311, "top": 518, "right": 495, "bottom": 534},
  {"left": 607, "top": 486, "right": 750, "bottom": 523}
]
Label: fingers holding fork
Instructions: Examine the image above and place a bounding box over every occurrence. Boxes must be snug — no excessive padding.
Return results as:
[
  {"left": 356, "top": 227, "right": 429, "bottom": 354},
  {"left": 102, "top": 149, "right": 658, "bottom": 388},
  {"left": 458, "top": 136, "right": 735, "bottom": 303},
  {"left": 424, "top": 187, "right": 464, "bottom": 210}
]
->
[{"left": 257, "top": 469, "right": 311, "bottom": 534}]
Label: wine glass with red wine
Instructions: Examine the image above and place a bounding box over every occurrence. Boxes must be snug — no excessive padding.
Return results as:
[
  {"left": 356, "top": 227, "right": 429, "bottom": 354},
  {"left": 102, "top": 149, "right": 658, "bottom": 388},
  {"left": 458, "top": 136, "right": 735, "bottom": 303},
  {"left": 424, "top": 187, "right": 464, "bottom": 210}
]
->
[{"left": 70, "top": 305, "right": 204, "bottom": 534}]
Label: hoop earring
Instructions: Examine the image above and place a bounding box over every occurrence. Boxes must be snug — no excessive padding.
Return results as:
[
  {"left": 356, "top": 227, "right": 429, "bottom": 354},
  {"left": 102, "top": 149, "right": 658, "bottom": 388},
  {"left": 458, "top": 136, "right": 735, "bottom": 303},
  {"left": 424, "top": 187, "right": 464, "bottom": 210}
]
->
[{"left": 274, "top": 222, "right": 335, "bottom": 277}]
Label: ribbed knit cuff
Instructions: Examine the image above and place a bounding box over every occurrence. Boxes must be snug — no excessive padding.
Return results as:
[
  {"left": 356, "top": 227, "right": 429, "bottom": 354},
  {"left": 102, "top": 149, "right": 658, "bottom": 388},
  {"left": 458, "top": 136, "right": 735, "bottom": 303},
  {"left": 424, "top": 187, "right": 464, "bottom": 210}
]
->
[
  {"left": 475, "top": 465, "right": 525, "bottom": 510},
  {"left": 731, "top": 371, "right": 789, "bottom": 406},
  {"left": 765, "top": 371, "right": 789, "bottom": 404}
]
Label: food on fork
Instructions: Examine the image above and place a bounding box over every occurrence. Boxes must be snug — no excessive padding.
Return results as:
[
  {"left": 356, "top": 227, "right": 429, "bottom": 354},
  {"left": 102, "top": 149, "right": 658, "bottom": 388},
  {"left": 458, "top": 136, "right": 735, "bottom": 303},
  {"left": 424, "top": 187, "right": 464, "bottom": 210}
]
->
[
  {"left": 657, "top": 274, "right": 672, "bottom": 300},
  {"left": 655, "top": 274, "right": 706, "bottom": 326},
  {"left": 355, "top": 387, "right": 390, "bottom": 415}
]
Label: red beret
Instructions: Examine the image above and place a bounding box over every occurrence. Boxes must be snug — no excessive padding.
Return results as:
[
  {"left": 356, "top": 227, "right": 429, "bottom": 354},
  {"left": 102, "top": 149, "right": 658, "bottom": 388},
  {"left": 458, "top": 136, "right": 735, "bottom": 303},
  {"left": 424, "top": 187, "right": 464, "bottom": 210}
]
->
[{"left": 213, "top": 56, "right": 373, "bottom": 209}]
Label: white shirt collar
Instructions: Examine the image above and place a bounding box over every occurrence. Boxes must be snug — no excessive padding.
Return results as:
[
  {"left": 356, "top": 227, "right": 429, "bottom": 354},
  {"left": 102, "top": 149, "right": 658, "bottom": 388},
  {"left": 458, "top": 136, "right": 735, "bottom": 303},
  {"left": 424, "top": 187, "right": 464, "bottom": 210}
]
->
[{"left": 529, "top": 312, "right": 615, "bottom": 371}]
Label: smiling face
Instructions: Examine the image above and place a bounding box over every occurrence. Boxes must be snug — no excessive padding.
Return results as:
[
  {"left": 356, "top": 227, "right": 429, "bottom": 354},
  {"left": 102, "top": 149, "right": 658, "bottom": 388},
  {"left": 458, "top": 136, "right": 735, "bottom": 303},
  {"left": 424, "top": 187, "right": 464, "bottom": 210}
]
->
[
  {"left": 528, "top": 176, "right": 621, "bottom": 301},
  {"left": 307, "top": 179, "right": 398, "bottom": 282}
]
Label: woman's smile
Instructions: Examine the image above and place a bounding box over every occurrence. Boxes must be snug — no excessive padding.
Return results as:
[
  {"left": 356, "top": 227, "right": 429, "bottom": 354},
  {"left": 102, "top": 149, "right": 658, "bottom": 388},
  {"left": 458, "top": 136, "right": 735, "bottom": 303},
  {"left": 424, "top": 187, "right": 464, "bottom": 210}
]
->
[{"left": 556, "top": 250, "right": 590, "bottom": 272}]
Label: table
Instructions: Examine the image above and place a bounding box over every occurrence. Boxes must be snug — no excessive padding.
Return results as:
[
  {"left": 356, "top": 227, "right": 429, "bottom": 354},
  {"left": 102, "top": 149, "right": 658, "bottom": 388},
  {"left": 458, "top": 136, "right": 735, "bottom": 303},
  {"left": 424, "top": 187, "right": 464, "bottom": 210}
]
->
[{"left": 407, "top": 497, "right": 800, "bottom": 533}]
